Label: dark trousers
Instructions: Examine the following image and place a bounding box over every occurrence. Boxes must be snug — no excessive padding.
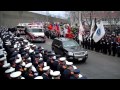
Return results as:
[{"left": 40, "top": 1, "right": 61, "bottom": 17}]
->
[
  {"left": 112, "top": 49, "right": 116, "bottom": 56},
  {"left": 117, "top": 52, "right": 120, "bottom": 57},
  {"left": 88, "top": 44, "right": 90, "bottom": 50},
  {"left": 91, "top": 45, "right": 94, "bottom": 50},
  {"left": 108, "top": 49, "right": 111, "bottom": 55}
]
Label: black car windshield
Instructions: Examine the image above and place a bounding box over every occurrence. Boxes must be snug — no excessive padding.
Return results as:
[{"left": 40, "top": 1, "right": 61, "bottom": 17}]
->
[
  {"left": 27, "top": 29, "right": 43, "bottom": 32},
  {"left": 17, "top": 26, "right": 25, "bottom": 28},
  {"left": 63, "top": 40, "right": 79, "bottom": 48}
]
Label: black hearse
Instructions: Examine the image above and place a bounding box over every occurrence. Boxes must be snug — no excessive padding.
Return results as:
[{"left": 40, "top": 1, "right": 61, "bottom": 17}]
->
[{"left": 52, "top": 38, "right": 88, "bottom": 62}]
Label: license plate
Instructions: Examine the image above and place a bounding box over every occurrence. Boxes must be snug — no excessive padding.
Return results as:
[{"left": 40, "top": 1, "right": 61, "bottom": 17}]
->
[
  {"left": 36, "top": 38, "right": 41, "bottom": 41},
  {"left": 78, "top": 58, "right": 83, "bottom": 61},
  {"left": 69, "top": 57, "right": 73, "bottom": 59}
]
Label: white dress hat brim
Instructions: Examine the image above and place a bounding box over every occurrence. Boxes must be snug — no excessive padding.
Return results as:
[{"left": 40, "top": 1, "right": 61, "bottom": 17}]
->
[
  {"left": 5, "top": 67, "right": 15, "bottom": 74},
  {"left": 52, "top": 71, "right": 60, "bottom": 77},
  {"left": 25, "top": 63, "right": 32, "bottom": 68},
  {"left": 2, "top": 63, "right": 10, "bottom": 68},
  {"left": 34, "top": 76, "right": 43, "bottom": 79},
  {"left": 43, "top": 66, "right": 50, "bottom": 71},
  {"left": 10, "top": 71, "right": 22, "bottom": 78}
]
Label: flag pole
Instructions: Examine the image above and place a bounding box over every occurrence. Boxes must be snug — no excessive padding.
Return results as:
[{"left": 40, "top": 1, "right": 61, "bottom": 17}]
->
[{"left": 79, "top": 11, "right": 82, "bottom": 46}]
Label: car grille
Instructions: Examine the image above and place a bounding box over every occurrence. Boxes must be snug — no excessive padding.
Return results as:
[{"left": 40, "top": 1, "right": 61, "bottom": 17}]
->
[{"left": 74, "top": 51, "right": 85, "bottom": 56}]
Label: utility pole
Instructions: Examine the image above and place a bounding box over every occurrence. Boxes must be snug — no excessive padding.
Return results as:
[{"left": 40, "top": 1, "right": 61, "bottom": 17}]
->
[
  {"left": 78, "top": 11, "right": 82, "bottom": 26},
  {"left": 46, "top": 11, "right": 49, "bottom": 22}
]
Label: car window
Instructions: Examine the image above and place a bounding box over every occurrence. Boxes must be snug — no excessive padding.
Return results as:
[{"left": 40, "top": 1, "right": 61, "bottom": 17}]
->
[
  {"left": 52, "top": 40, "right": 57, "bottom": 45},
  {"left": 17, "top": 26, "right": 25, "bottom": 28},
  {"left": 62, "top": 40, "right": 79, "bottom": 48},
  {"left": 27, "top": 29, "right": 43, "bottom": 32},
  {"left": 53, "top": 40, "right": 62, "bottom": 46},
  {"left": 57, "top": 41, "right": 62, "bottom": 46}
]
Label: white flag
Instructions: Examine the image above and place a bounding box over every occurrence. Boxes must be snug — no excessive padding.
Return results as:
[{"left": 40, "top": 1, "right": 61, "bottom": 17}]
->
[
  {"left": 78, "top": 21, "right": 84, "bottom": 41},
  {"left": 89, "top": 19, "right": 95, "bottom": 38},
  {"left": 93, "top": 21, "right": 105, "bottom": 43}
]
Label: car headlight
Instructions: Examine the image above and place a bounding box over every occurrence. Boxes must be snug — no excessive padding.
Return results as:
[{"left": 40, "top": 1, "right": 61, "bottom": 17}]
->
[
  {"left": 68, "top": 52, "right": 74, "bottom": 56},
  {"left": 84, "top": 51, "right": 88, "bottom": 55}
]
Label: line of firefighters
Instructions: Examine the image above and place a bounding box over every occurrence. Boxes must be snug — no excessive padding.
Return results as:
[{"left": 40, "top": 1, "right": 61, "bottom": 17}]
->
[
  {"left": 0, "top": 26, "right": 86, "bottom": 79},
  {"left": 44, "top": 22, "right": 120, "bottom": 57}
]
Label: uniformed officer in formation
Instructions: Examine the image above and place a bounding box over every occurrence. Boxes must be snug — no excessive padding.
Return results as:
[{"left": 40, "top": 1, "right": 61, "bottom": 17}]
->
[
  {"left": 0, "top": 26, "right": 85, "bottom": 79},
  {"left": 81, "top": 28, "right": 120, "bottom": 58},
  {"left": 63, "top": 61, "right": 74, "bottom": 79},
  {"left": 117, "top": 42, "right": 120, "bottom": 57}
]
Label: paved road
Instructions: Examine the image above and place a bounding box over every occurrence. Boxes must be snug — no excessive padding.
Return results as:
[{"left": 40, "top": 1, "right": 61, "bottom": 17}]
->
[{"left": 32, "top": 38, "right": 120, "bottom": 79}]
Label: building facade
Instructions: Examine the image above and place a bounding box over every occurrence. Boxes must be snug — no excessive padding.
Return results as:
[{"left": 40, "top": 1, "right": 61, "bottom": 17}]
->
[{"left": 70, "top": 11, "right": 120, "bottom": 28}]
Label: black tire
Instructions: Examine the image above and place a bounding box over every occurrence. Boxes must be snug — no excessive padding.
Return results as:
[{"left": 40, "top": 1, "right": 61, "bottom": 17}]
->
[
  {"left": 82, "top": 58, "right": 87, "bottom": 63},
  {"left": 43, "top": 41, "right": 46, "bottom": 43}
]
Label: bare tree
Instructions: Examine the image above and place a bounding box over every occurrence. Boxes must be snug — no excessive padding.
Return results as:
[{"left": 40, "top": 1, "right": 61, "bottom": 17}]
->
[
  {"left": 82, "top": 11, "right": 94, "bottom": 29},
  {"left": 69, "top": 11, "right": 79, "bottom": 26}
]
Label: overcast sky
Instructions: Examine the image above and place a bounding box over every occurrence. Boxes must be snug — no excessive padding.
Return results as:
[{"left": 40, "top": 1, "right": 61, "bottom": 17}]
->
[{"left": 30, "top": 11, "right": 68, "bottom": 19}]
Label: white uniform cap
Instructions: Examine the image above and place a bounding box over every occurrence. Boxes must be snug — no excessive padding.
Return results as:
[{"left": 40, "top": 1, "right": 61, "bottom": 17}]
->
[
  {"left": 52, "top": 71, "right": 60, "bottom": 77},
  {"left": 53, "top": 56, "right": 56, "bottom": 60},
  {"left": 31, "top": 66, "right": 37, "bottom": 72},
  {"left": 24, "top": 46, "right": 30, "bottom": 50},
  {"left": 39, "top": 53, "right": 42, "bottom": 57},
  {"left": 15, "top": 58, "right": 22, "bottom": 64},
  {"left": 79, "top": 74, "right": 83, "bottom": 78},
  {"left": 4, "top": 51, "right": 7, "bottom": 54},
  {"left": 44, "top": 62, "right": 47, "bottom": 67},
  {"left": 28, "top": 43, "right": 34, "bottom": 46},
  {"left": 73, "top": 65, "right": 77, "bottom": 69},
  {"left": 25, "top": 63, "right": 32, "bottom": 68},
  {"left": 4, "top": 60, "right": 7, "bottom": 64},
  {"left": 14, "top": 44, "right": 17, "bottom": 48},
  {"left": 10, "top": 71, "right": 22, "bottom": 78},
  {"left": 21, "top": 77, "right": 25, "bottom": 79},
  {"left": 16, "top": 42, "right": 19, "bottom": 44},
  {"left": 5, "top": 41, "right": 11, "bottom": 44},
  {"left": 43, "top": 66, "right": 50, "bottom": 71},
  {"left": 5, "top": 67, "right": 15, "bottom": 74},
  {"left": 2, "top": 63, "right": 10, "bottom": 68},
  {"left": 34, "top": 72, "right": 38, "bottom": 76},
  {"left": 17, "top": 54, "right": 21, "bottom": 58},
  {"left": 39, "top": 58, "right": 43, "bottom": 61},
  {"left": 41, "top": 47, "right": 44, "bottom": 50},
  {"left": 66, "top": 62, "right": 73, "bottom": 66},
  {"left": 33, "top": 45, "right": 36, "bottom": 47},
  {"left": 65, "top": 60, "right": 68, "bottom": 63},
  {"left": 29, "top": 49, "right": 34, "bottom": 53},
  {"left": 0, "top": 56, "right": 6, "bottom": 61},
  {"left": 5, "top": 43, "right": 11, "bottom": 45},
  {"left": 14, "top": 37, "right": 18, "bottom": 39},
  {"left": 23, "top": 40, "right": 28, "bottom": 42},
  {"left": 59, "top": 57, "right": 66, "bottom": 61},
  {"left": 34, "top": 76, "right": 43, "bottom": 79},
  {"left": 50, "top": 70, "right": 53, "bottom": 75},
  {"left": 28, "top": 57, "right": 31, "bottom": 61},
  {"left": 21, "top": 62, "right": 26, "bottom": 66}
]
